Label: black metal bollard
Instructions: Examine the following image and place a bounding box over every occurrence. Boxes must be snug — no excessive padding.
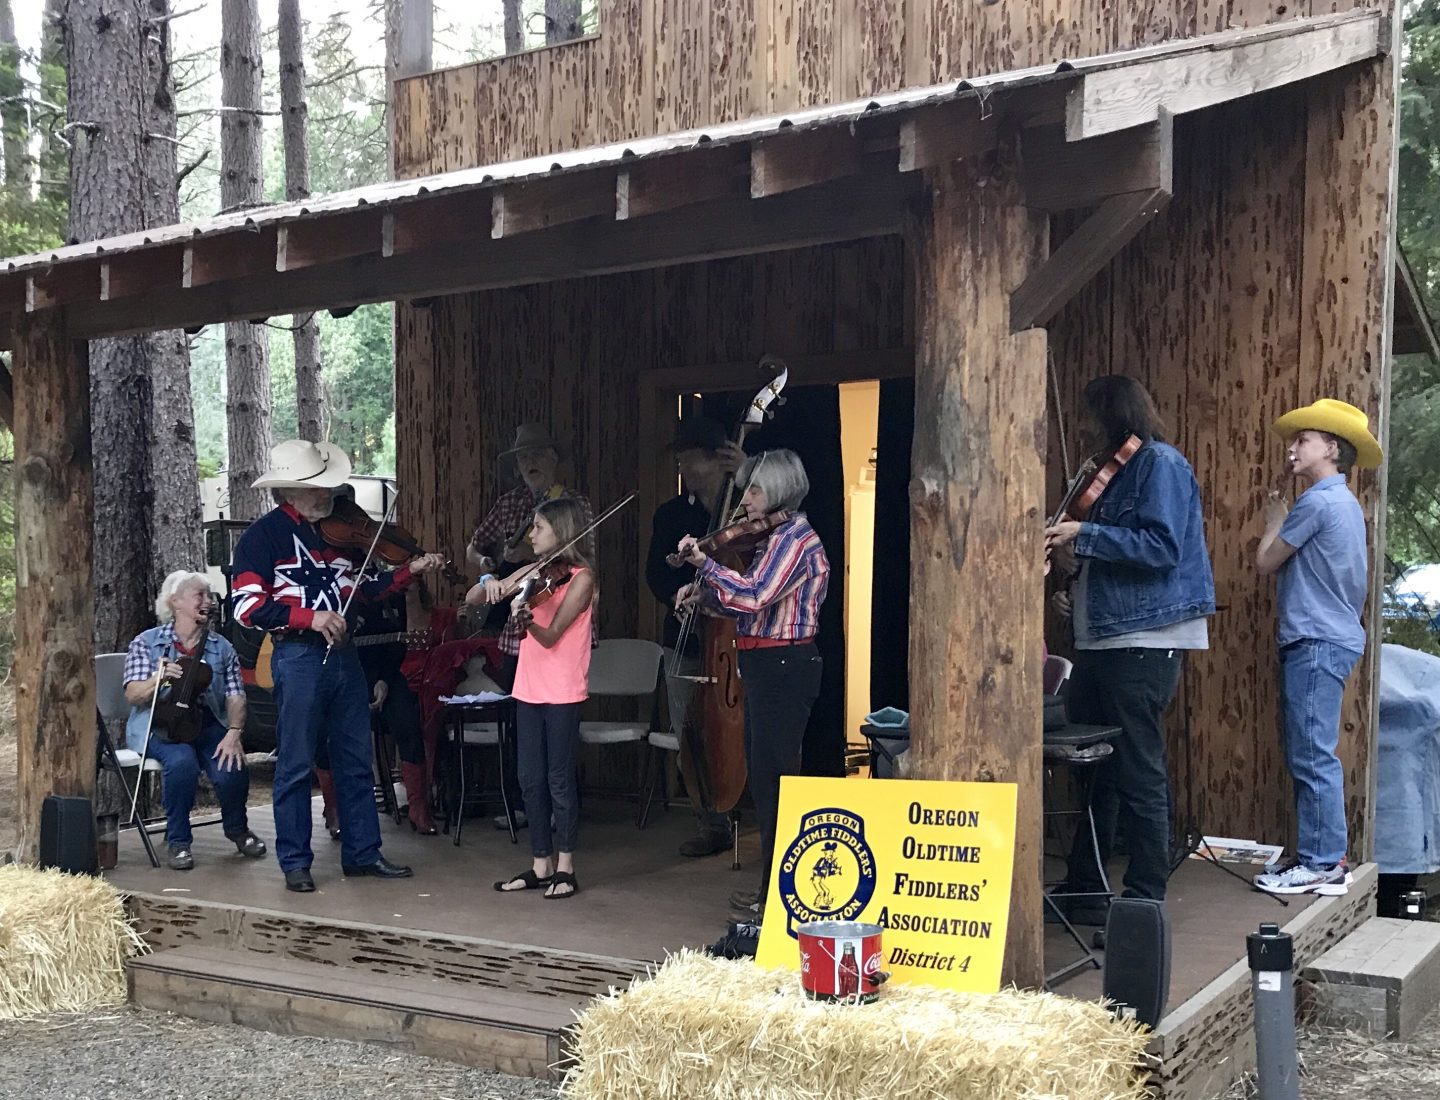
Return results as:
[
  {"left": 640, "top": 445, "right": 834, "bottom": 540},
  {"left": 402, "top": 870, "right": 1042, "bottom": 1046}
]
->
[{"left": 1247, "top": 922, "right": 1300, "bottom": 1100}]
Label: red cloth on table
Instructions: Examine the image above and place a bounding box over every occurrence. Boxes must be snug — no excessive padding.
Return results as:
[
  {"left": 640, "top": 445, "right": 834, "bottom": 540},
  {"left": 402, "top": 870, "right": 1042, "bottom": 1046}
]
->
[{"left": 406, "top": 633, "right": 504, "bottom": 748}]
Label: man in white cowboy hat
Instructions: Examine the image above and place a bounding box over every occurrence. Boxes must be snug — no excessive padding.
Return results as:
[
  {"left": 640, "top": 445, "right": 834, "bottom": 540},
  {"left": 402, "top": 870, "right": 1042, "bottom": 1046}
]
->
[
  {"left": 465, "top": 423, "right": 592, "bottom": 829},
  {"left": 232, "top": 439, "right": 446, "bottom": 892},
  {"left": 1253, "top": 399, "right": 1382, "bottom": 897}
]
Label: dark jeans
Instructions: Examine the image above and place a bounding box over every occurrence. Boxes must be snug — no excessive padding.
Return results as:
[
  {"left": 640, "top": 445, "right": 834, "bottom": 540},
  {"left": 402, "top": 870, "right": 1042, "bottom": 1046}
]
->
[
  {"left": 494, "top": 653, "right": 526, "bottom": 814},
  {"left": 515, "top": 700, "right": 583, "bottom": 857},
  {"left": 739, "top": 643, "right": 823, "bottom": 895},
  {"left": 1064, "top": 647, "right": 1185, "bottom": 902},
  {"left": 376, "top": 674, "right": 425, "bottom": 766},
  {"left": 150, "top": 717, "right": 250, "bottom": 847},
  {"left": 272, "top": 640, "right": 382, "bottom": 872}
]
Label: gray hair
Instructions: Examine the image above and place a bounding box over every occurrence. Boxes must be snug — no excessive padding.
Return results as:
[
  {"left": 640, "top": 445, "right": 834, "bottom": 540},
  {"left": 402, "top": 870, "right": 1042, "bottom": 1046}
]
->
[
  {"left": 739, "top": 449, "right": 810, "bottom": 513},
  {"left": 155, "top": 570, "right": 213, "bottom": 624}
]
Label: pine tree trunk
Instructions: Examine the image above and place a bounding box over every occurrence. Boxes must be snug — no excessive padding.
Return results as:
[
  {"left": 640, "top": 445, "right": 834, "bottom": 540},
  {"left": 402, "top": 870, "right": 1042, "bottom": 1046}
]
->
[
  {"left": 65, "top": 0, "right": 155, "bottom": 651},
  {"left": 141, "top": 0, "right": 204, "bottom": 591},
  {"left": 279, "top": 0, "right": 324, "bottom": 443},
  {"left": 545, "top": 0, "right": 584, "bottom": 44},
  {"left": 38, "top": 0, "right": 67, "bottom": 196},
  {"left": 503, "top": 0, "right": 523, "bottom": 54},
  {"left": 219, "top": 0, "right": 271, "bottom": 519},
  {"left": 0, "top": 0, "right": 27, "bottom": 190}
]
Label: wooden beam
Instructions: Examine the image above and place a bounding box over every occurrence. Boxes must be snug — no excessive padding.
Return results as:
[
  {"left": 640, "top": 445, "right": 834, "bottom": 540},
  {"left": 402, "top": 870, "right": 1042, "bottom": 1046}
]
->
[
  {"left": 1022, "top": 113, "right": 1172, "bottom": 212},
  {"left": 182, "top": 229, "right": 277, "bottom": 289},
  {"left": 0, "top": 360, "right": 12, "bottom": 429},
  {"left": 67, "top": 169, "right": 922, "bottom": 339},
  {"left": 100, "top": 246, "right": 184, "bottom": 302},
  {"left": 11, "top": 310, "right": 95, "bottom": 863},
  {"left": 382, "top": 191, "right": 490, "bottom": 258},
  {"left": 751, "top": 128, "right": 864, "bottom": 198},
  {"left": 392, "top": 0, "right": 434, "bottom": 78},
  {"left": 276, "top": 209, "right": 386, "bottom": 273},
  {"left": 905, "top": 152, "right": 1047, "bottom": 990},
  {"left": 491, "top": 173, "right": 615, "bottom": 239},
  {"left": 616, "top": 145, "right": 750, "bottom": 220},
  {"left": 26, "top": 264, "right": 101, "bottom": 312},
  {"left": 1010, "top": 187, "right": 1170, "bottom": 332},
  {"left": 0, "top": 274, "right": 27, "bottom": 313},
  {"left": 899, "top": 102, "right": 1000, "bottom": 173},
  {"left": 1067, "top": 12, "right": 1381, "bottom": 139},
  {"left": 645, "top": 348, "right": 913, "bottom": 391}
]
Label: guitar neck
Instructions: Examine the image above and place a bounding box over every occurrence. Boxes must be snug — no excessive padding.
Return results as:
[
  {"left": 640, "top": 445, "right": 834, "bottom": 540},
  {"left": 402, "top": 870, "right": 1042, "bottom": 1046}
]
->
[{"left": 353, "top": 631, "right": 425, "bottom": 648}]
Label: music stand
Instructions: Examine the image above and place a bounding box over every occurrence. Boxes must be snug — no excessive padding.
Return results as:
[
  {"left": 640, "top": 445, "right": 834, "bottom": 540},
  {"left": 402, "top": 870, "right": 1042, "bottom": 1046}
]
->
[{"left": 1169, "top": 821, "right": 1288, "bottom": 910}]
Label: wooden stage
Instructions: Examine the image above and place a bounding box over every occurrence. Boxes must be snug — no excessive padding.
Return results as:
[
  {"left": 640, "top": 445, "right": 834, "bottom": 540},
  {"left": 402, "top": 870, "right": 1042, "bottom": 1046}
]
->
[{"left": 109, "top": 797, "right": 1376, "bottom": 1094}]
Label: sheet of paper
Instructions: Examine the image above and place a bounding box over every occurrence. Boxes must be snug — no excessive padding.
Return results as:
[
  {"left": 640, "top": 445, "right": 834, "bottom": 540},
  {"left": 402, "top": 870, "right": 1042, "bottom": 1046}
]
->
[{"left": 439, "top": 692, "right": 511, "bottom": 705}]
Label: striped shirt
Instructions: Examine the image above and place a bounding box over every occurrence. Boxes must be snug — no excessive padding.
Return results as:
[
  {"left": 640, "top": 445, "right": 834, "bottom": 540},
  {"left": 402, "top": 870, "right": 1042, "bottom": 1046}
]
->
[{"left": 698, "top": 514, "right": 829, "bottom": 642}]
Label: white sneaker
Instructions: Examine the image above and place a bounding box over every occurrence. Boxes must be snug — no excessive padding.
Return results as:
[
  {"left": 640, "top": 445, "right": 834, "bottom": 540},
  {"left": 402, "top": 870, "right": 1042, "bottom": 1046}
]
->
[{"left": 1254, "top": 860, "right": 1350, "bottom": 896}]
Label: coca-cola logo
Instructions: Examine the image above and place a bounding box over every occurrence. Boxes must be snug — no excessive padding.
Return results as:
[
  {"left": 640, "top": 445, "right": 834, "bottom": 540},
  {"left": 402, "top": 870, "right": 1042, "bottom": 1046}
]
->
[
  {"left": 863, "top": 952, "right": 883, "bottom": 976},
  {"left": 800, "top": 951, "right": 811, "bottom": 975}
]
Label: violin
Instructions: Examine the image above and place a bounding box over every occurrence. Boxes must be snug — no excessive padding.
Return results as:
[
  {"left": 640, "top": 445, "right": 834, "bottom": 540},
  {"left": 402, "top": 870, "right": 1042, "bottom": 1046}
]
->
[
  {"left": 1048, "top": 434, "right": 1143, "bottom": 526},
  {"left": 512, "top": 561, "right": 575, "bottom": 611},
  {"left": 469, "top": 492, "right": 635, "bottom": 606},
  {"left": 318, "top": 497, "right": 466, "bottom": 586},
  {"left": 151, "top": 605, "right": 217, "bottom": 745},
  {"left": 666, "top": 510, "right": 791, "bottom": 568}
]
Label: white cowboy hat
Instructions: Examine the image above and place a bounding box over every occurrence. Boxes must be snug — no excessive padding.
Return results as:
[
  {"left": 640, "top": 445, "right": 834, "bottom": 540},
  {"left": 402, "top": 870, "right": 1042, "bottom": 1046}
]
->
[{"left": 252, "top": 439, "right": 354, "bottom": 489}]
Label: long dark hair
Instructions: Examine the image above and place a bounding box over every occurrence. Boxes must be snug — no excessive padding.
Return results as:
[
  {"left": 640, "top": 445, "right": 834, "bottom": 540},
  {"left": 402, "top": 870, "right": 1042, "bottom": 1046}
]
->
[
  {"left": 1083, "top": 375, "right": 1168, "bottom": 445},
  {"left": 534, "top": 497, "right": 594, "bottom": 572}
]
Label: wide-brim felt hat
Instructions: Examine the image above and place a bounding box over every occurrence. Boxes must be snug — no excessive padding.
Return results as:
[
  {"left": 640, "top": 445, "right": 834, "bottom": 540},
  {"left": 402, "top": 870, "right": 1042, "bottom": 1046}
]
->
[
  {"left": 1271, "top": 399, "right": 1383, "bottom": 470},
  {"left": 667, "top": 415, "right": 728, "bottom": 453},
  {"left": 252, "top": 439, "right": 354, "bottom": 489},
  {"left": 498, "top": 422, "right": 564, "bottom": 461}
]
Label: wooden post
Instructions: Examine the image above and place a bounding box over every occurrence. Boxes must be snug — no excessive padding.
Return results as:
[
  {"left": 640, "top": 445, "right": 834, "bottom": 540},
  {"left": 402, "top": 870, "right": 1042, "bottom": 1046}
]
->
[
  {"left": 905, "top": 146, "right": 1048, "bottom": 988},
  {"left": 11, "top": 311, "right": 95, "bottom": 863}
]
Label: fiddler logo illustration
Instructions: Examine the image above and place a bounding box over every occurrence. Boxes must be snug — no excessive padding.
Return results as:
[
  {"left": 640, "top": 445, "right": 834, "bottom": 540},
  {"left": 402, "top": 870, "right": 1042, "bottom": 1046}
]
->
[{"left": 776, "top": 807, "right": 877, "bottom": 935}]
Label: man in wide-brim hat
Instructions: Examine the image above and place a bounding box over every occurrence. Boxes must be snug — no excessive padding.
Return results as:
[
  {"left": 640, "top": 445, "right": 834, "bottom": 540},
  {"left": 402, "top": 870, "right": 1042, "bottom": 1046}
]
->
[
  {"left": 464, "top": 423, "right": 593, "bottom": 830},
  {"left": 233, "top": 439, "right": 445, "bottom": 892},
  {"left": 1253, "top": 399, "right": 1381, "bottom": 898}
]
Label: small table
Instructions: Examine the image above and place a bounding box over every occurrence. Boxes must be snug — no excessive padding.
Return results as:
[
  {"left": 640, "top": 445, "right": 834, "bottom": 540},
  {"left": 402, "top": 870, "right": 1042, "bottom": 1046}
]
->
[{"left": 440, "top": 697, "right": 519, "bottom": 846}]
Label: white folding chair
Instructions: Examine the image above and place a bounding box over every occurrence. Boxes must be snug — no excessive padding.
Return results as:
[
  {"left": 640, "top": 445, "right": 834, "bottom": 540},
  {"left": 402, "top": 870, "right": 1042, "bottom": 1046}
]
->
[
  {"left": 578, "top": 639, "right": 663, "bottom": 823},
  {"left": 1043, "top": 654, "right": 1074, "bottom": 696},
  {"left": 95, "top": 652, "right": 163, "bottom": 866}
]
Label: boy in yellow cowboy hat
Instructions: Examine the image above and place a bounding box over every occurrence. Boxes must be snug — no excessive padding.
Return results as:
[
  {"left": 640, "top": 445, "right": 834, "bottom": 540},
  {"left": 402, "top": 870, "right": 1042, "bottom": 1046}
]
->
[{"left": 1253, "top": 399, "right": 1381, "bottom": 896}]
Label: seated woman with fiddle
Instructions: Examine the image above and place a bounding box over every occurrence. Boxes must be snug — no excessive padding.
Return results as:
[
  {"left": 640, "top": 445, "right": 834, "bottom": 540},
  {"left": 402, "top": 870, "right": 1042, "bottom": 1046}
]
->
[
  {"left": 675, "top": 449, "right": 830, "bottom": 920},
  {"left": 123, "top": 570, "right": 267, "bottom": 871}
]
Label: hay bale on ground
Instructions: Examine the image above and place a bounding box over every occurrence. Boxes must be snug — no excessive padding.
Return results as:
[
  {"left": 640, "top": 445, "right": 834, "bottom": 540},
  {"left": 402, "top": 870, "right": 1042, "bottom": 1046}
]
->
[
  {"left": 563, "top": 951, "right": 1150, "bottom": 1100},
  {"left": 0, "top": 864, "right": 146, "bottom": 1019}
]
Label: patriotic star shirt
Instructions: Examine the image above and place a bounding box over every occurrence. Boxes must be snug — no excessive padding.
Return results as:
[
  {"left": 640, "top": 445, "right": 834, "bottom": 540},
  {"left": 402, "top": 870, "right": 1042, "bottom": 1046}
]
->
[{"left": 232, "top": 502, "right": 412, "bottom": 632}]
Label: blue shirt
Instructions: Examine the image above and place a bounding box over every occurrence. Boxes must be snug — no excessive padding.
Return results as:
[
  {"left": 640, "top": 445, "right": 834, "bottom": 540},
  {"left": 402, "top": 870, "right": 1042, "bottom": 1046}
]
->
[
  {"left": 1276, "top": 474, "right": 1368, "bottom": 652},
  {"left": 123, "top": 626, "right": 245, "bottom": 751}
]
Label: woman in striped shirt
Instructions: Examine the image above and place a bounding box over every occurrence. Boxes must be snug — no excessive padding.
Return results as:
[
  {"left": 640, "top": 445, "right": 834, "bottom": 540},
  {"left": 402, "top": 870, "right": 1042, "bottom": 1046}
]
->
[{"left": 676, "top": 449, "right": 830, "bottom": 918}]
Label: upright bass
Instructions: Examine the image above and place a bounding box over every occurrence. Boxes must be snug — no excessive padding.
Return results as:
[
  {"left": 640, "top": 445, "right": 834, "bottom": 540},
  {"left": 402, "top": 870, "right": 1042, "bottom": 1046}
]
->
[{"left": 670, "top": 357, "right": 788, "bottom": 814}]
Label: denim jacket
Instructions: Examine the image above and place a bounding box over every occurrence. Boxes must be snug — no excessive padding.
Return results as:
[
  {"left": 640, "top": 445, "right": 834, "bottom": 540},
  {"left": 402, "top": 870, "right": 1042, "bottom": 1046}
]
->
[
  {"left": 125, "top": 627, "right": 240, "bottom": 751},
  {"left": 1073, "top": 440, "right": 1216, "bottom": 637}
]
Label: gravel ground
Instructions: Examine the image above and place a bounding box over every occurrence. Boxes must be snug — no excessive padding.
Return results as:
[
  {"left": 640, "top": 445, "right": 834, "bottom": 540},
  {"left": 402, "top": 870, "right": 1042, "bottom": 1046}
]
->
[
  {"left": 1222, "top": 1001, "right": 1440, "bottom": 1099},
  {"left": 0, "top": 1005, "right": 563, "bottom": 1100}
]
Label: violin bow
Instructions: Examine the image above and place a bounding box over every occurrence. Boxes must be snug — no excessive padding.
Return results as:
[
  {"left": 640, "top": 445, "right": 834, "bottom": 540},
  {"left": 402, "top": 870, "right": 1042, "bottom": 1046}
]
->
[
  {"left": 128, "top": 637, "right": 172, "bottom": 826},
  {"left": 324, "top": 486, "right": 402, "bottom": 665}
]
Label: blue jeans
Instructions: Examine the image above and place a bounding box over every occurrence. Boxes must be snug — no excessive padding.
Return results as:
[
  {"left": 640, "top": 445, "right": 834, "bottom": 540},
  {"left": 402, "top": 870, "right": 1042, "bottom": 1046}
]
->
[
  {"left": 272, "top": 640, "right": 382, "bottom": 872},
  {"left": 149, "top": 718, "right": 250, "bottom": 847},
  {"left": 1280, "top": 639, "right": 1361, "bottom": 868},
  {"left": 515, "top": 701, "right": 582, "bottom": 858}
]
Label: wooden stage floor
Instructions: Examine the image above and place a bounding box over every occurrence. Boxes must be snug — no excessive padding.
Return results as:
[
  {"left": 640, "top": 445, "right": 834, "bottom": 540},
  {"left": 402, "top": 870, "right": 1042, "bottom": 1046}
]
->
[{"left": 108, "top": 795, "right": 1315, "bottom": 1008}]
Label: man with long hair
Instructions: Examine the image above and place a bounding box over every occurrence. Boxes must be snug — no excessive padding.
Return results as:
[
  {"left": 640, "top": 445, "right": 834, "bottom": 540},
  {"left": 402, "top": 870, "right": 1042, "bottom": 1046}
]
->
[{"left": 1045, "top": 376, "right": 1216, "bottom": 922}]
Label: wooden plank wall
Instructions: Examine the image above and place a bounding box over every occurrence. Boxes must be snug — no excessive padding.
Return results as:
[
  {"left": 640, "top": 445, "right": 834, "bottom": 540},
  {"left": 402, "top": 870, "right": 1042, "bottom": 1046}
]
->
[
  {"left": 392, "top": 0, "right": 1375, "bottom": 174},
  {"left": 394, "top": 0, "right": 1395, "bottom": 850},
  {"left": 395, "top": 239, "right": 907, "bottom": 643}
]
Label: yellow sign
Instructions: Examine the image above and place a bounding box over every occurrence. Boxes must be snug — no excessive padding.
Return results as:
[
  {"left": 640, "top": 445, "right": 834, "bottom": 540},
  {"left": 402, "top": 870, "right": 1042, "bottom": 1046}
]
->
[{"left": 755, "top": 776, "right": 1017, "bottom": 993}]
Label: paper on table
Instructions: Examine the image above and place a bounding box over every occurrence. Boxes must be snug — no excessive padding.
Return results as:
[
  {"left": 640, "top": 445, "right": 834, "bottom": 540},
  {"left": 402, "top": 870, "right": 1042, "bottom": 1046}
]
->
[{"left": 439, "top": 691, "right": 511, "bottom": 705}]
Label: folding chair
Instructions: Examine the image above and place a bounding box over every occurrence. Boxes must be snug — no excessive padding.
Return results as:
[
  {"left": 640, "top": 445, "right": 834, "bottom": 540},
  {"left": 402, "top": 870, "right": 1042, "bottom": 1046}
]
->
[{"left": 578, "top": 639, "right": 662, "bottom": 823}]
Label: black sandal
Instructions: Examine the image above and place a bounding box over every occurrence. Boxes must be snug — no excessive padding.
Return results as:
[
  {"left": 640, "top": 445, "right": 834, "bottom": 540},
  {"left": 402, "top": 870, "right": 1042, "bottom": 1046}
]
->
[
  {"left": 494, "top": 869, "right": 552, "bottom": 892},
  {"left": 545, "top": 871, "right": 579, "bottom": 900}
]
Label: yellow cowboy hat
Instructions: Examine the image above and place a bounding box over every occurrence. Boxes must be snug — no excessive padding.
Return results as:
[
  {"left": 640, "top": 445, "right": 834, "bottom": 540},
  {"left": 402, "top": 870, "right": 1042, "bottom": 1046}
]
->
[{"left": 1271, "top": 399, "right": 1382, "bottom": 470}]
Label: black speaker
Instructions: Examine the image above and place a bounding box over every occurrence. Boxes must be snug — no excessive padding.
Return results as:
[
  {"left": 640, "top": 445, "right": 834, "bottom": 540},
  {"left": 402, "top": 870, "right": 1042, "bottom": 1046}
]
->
[
  {"left": 39, "top": 794, "right": 98, "bottom": 876},
  {"left": 1101, "top": 897, "right": 1171, "bottom": 1028}
]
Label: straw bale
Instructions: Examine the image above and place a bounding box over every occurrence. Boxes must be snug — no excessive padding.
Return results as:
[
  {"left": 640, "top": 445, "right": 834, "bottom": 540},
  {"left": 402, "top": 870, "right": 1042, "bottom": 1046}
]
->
[
  {"left": 562, "top": 951, "right": 1150, "bottom": 1100},
  {"left": 0, "top": 864, "right": 146, "bottom": 1019}
]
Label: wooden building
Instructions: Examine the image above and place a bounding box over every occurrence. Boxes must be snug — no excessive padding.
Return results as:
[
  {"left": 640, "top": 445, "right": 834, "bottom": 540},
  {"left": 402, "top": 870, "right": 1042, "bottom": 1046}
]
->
[{"left": 0, "top": 2, "right": 1399, "bottom": 1002}]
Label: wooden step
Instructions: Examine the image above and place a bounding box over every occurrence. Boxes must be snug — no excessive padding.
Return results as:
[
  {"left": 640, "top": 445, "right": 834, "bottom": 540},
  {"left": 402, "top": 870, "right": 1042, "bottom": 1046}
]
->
[
  {"left": 1300, "top": 916, "right": 1440, "bottom": 1040},
  {"left": 128, "top": 944, "right": 581, "bottom": 1079}
]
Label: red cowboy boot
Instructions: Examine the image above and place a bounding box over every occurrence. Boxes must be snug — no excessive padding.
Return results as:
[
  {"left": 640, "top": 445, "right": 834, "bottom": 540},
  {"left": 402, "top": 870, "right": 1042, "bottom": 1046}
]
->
[
  {"left": 314, "top": 768, "right": 340, "bottom": 840},
  {"left": 400, "top": 760, "right": 437, "bottom": 835}
]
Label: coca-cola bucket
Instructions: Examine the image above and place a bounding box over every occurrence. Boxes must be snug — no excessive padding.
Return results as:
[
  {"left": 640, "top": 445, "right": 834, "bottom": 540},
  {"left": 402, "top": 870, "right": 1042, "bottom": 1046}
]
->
[{"left": 797, "top": 920, "right": 888, "bottom": 1004}]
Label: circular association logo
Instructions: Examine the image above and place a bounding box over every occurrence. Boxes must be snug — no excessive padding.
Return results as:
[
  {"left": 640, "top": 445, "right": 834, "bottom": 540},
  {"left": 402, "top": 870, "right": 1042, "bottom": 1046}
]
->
[{"left": 776, "top": 807, "right": 877, "bottom": 933}]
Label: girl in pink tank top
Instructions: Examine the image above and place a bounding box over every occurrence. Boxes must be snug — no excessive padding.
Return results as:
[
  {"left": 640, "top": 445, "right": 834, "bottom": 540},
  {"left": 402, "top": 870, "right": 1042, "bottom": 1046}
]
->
[{"left": 494, "top": 498, "right": 595, "bottom": 901}]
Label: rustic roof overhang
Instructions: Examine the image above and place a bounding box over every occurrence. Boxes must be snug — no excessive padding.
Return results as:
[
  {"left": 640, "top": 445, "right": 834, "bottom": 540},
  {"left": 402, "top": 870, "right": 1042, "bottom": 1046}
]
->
[
  {"left": 1393, "top": 246, "right": 1440, "bottom": 361},
  {"left": 0, "top": 10, "right": 1384, "bottom": 348}
]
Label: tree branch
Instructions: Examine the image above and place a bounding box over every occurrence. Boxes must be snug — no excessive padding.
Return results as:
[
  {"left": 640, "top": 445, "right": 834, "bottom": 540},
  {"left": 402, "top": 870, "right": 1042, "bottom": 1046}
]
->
[{"left": 176, "top": 147, "right": 210, "bottom": 186}]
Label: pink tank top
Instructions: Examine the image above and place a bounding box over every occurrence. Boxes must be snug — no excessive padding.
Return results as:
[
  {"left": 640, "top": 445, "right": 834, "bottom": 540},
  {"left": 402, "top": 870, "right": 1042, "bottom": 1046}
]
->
[{"left": 512, "top": 569, "right": 593, "bottom": 705}]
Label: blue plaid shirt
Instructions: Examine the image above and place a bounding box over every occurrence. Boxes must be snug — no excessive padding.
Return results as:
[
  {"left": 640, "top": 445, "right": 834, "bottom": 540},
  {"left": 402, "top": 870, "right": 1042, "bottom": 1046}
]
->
[{"left": 123, "top": 624, "right": 244, "bottom": 750}]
